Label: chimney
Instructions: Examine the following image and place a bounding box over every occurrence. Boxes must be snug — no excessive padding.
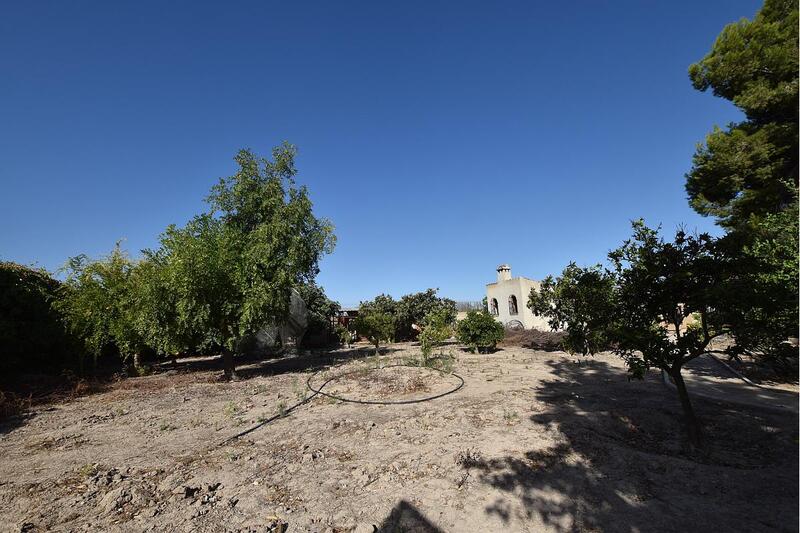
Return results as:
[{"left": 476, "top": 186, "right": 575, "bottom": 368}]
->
[{"left": 497, "top": 264, "right": 512, "bottom": 282}]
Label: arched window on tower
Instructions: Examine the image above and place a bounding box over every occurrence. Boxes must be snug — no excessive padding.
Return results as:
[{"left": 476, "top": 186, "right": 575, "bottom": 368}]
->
[
  {"left": 508, "top": 295, "right": 518, "bottom": 315},
  {"left": 490, "top": 298, "right": 499, "bottom": 316}
]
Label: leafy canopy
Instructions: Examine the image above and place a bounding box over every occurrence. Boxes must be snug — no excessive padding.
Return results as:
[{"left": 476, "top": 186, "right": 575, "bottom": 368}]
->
[
  {"left": 395, "top": 289, "right": 456, "bottom": 341},
  {"left": 144, "top": 143, "right": 335, "bottom": 366},
  {"left": 56, "top": 244, "right": 146, "bottom": 364},
  {"left": 686, "top": 0, "right": 798, "bottom": 364},
  {"left": 528, "top": 263, "right": 615, "bottom": 357},
  {"left": 354, "top": 308, "right": 395, "bottom": 354},
  {"left": 419, "top": 307, "right": 454, "bottom": 360},
  {"left": 296, "top": 282, "right": 341, "bottom": 347},
  {"left": 529, "top": 221, "right": 724, "bottom": 445},
  {"left": 456, "top": 310, "right": 504, "bottom": 353},
  {"left": 686, "top": 0, "right": 797, "bottom": 228}
]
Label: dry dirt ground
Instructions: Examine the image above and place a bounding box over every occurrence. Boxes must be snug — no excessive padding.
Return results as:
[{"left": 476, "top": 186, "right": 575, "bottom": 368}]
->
[{"left": 1, "top": 343, "right": 797, "bottom": 533}]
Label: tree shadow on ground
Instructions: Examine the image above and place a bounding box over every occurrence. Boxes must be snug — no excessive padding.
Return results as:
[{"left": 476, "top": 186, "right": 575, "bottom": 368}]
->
[
  {"left": 0, "top": 374, "right": 112, "bottom": 435},
  {"left": 148, "top": 345, "right": 403, "bottom": 381},
  {"left": 376, "top": 500, "right": 444, "bottom": 533},
  {"left": 463, "top": 358, "right": 799, "bottom": 532}
]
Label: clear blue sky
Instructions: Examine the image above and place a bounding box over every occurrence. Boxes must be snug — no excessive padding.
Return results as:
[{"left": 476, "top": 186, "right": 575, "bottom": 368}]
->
[{"left": 1, "top": 1, "right": 759, "bottom": 307}]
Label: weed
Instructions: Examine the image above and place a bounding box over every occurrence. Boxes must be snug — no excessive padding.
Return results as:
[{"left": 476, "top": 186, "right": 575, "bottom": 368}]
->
[
  {"left": 77, "top": 463, "right": 99, "bottom": 478},
  {"left": 454, "top": 448, "right": 483, "bottom": 468},
  {"left": 223, "top": 402, "right": 240, "bottom": 417},
  {"left": 404, "top": 375, "right": 428, "bottom": 393},
  {"left": 502, "top": 409, "right": 520, "bottom": 424},
  {"left": 225, "top": 451, "right": 240, "bottom": 462},
  {"left": 291, "top": 378, "right": 307, "bottom": 402},
  {"left": 277, "top": 400, "right": 287, "bottom": 418}
]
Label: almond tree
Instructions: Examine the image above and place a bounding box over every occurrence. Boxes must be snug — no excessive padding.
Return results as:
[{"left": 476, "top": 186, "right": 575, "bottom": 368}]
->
[{"left": 148, "top": 143, "right": 335, "bottom": 379}]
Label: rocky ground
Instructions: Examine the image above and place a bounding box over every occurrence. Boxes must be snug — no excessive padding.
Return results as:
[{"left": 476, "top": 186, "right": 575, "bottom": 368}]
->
[{"left": 0, "top": 343, "right": 797, "bottom": 532}]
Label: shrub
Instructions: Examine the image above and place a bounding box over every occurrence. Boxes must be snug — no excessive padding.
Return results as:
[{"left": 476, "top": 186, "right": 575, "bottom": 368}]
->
[
  {"left": 55, "top": 245, "right": 147, "bottom": 371},
  {"left": 296, "top": 282, "right": 341, "bottom": 348},
  {"left": 456, "top": 311, "right": 504, "bottom": 353},
  {"left": 335, "top": 324, "right": 352, "bottom": 346},
  {"left": 395, "top": 289, "right": 456, "bottom": 341},
  {"left": 354, "top": 309, "right": 395, "bottom": 355},
  {"left": 0, "top": 262, "right": 75, "bottom": 375},
  {"left": 419, "top": 308, "right": 453, "bottom": 361}
]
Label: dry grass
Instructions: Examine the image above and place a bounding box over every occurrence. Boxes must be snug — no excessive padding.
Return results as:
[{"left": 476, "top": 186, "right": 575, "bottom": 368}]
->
[{"left": 0, "top": 391, "right": 31, "bottom": 419}]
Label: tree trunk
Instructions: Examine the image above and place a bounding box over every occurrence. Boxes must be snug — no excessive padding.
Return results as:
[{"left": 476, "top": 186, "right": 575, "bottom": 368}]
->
[
  {"left": 171, "top": 355, "right": 178, "bottom": 367},
  {"left": 133, "top": 353, "right": 142, "bottom": 369},
  {"left": 222, "top": 348, "right": 238, "bottom": 381},
  {"left": 670, "top": 368, "right": 702, "bottom": 448},
  {"left": 374, "top": 342, "right": 380, "bottom": 356}
]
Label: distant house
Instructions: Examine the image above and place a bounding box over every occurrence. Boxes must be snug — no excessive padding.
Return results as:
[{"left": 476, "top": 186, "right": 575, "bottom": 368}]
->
[
  {"left": 486, "top": 264, "right": 550, "bottom": 330},
  {"left": 333, "top": 308, "right": 359, "bottom": 329}
]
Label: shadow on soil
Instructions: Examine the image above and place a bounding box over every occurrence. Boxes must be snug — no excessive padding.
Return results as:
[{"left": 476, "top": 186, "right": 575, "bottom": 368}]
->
[
  {"left": 0, "top": 374, "right": 112, "bottom": 435},
  {"left": 154, "top": 345, "right": 404, "bottom": 382},
  {"left": 0, "top": 345, "right": 402, "bottom": 434},
  {"left": 463, "top": 358, "right": 799, "bottom": 532},
  {"left": 376, "top": 500, "right": 444, "bottom": 533}
]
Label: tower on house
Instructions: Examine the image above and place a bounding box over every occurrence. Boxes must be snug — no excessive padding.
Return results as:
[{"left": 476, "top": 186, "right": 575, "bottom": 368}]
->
[{"left": 485, "top": 264, "right": 550, "bottom": 330}]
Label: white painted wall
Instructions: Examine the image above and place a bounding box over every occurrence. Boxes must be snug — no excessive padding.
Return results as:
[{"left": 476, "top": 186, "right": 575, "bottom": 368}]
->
[{"left": 486, "top": 274, "right": 551, "bottom": 330}]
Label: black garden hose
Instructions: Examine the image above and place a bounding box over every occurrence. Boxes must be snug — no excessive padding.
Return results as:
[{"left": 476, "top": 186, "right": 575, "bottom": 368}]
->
[
  {"left": 220, "top": 363, "right": 464, "bottom": 445},
  {"left": 307, "top": 363, "right": 464, "bottom": 405}
]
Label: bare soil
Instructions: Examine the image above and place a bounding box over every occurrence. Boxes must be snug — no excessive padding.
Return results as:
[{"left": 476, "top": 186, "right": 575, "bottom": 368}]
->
[{"left": 0, "top": 343, "right": 797, "bottom": 532}]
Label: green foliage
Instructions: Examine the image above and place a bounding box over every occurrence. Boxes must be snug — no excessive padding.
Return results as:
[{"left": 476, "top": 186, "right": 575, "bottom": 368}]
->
[
  {"left": 335, "top": 324, "right": 352, "bottom": 346},
  {"left": 47, "top": 143, "right": 335, "bottom": 379},
  {"left": 148, "top": 215, "right": 241, "bottom": 354},
  {"left": 606, "top": 222, "right": 723, "bottom": 378},
  {"left": 296, "top": 282, "right": 341, "bottom": 348},
  {"left": 141, "top": 144, "right": 335, "bottom": 376},
  {"left": 205, "top": 143, "right": 336, "bottom": 337},
  {"left": 686, "top": 0, "right": 798, "bottom": 364},
  {"left": 528, "top": 264, "right": 615, "bottom": 356},
  {"left": 56, "top": 245, "right": 147, "bottom": 368},
  {"left": 354, "top": 304, "right": 395, "bottom": 355},
  {"left": 688, "top": 0, "right": 797, "bottom": 126},
  {"left": 456, "top": 310, "right": 504, "bottom": 353},
  {"left": 359, "top": 293, "right": 397, "bottom": 317},
  {"left": 419, "top": 308, "right": 454, "bottom": 360},
  {"left": 687, "top": 0, "right": 797, "bottom": 228},
  {"left": 715, "top": 206, "right": 799, "bottom": 364},
  {"left": 395, "top": 289, "right": 456, "bottom": 341},
  {"left": 531, "top": 221, "right": 724, "bottom": 445},
  {"left": 0, "top": 262, "right": 73, "bottom": 374}
]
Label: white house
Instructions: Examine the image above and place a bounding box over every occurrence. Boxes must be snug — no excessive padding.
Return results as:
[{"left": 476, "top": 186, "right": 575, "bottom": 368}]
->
[{"left": 486, "top": 264, "right": 550, "bottom": 330}]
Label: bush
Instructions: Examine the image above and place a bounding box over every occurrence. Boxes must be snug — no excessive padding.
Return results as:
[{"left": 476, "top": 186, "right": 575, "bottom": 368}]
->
[
  {"left": 354, "top": 309, "right": 395, "bottom": 355},
  {"left": 395, "top": 289, "right": 456, "bottom": 341},
  {"left": 55, "top": 246, "right": 147, "bottom": 370},
  {"left": 335, "top": 324, "right": 352, "bottom": 346},
  {"left": 419, "top": 308, "right": 454, "bottom": 361},
  {"left": 296, "top": 282, "right": 341, "bottom": 348},
  {"left": 0, "top": 262, "right": 75, "bottom": 375},
  {"left": 456, "top": 310, "right": 504, "bottom": 353}
]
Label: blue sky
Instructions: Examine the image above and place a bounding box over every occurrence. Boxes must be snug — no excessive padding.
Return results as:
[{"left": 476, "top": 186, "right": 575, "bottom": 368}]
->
[{"left": 1, "top": 1, "right": 759, "bottom": 307}]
